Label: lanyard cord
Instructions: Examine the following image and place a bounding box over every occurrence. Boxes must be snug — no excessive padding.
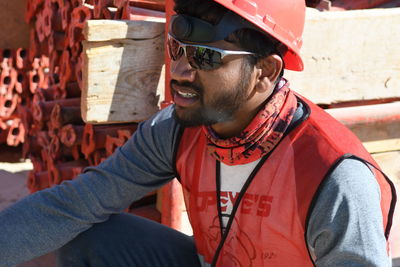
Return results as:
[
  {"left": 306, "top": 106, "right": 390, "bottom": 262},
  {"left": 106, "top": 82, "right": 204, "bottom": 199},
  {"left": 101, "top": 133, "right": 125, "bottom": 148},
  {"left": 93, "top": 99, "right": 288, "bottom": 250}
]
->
[{"left": 211, "top": 155, "right": 269, "bottom": 267}]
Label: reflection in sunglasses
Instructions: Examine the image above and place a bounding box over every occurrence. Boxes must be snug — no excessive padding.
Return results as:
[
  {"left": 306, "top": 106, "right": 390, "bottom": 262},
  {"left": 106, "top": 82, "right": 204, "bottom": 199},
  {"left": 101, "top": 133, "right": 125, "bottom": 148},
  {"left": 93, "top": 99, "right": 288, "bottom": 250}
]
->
[{"left": 167, "top": 34, "right": 255, "bottom": 70}]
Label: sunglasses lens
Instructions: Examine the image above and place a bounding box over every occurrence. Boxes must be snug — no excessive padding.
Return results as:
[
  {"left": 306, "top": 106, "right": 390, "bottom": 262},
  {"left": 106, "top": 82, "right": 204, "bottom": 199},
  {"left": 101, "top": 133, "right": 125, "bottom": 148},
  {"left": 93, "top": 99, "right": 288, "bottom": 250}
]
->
[
  {"left": 167, "top": 36, "right": 183, "bottom": 61},
  {"left": 168, "top": 35, "right": 223, "bottom": 70},
  {"left": 186, "top": 46, "right": 222, "bottom": 70}
]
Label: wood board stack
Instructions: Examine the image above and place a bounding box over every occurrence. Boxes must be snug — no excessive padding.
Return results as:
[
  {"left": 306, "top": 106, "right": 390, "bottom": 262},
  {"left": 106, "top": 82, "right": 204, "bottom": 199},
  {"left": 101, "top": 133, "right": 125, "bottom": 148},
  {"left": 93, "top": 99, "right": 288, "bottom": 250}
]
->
[{"left": 286, "top": 7, "right": 400, "bottom": 154}]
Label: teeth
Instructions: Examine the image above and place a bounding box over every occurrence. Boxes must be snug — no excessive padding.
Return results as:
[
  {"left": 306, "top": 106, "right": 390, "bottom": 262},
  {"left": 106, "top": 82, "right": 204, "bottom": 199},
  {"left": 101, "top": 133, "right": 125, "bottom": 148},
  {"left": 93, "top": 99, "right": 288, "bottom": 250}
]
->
[{"left": 177, "top": 91, "right": 197, "bottom": 98}]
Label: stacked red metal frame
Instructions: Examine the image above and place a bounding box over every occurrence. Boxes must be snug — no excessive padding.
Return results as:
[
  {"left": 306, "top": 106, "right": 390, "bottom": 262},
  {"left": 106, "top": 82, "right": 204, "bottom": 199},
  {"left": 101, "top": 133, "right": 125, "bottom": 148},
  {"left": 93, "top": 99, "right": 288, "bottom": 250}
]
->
[
  {"left": 0, "top": 0, "right": 165, "bottom": 222},
  {"left": 0, "top": 48, "right": 31, "bottom": 146}
]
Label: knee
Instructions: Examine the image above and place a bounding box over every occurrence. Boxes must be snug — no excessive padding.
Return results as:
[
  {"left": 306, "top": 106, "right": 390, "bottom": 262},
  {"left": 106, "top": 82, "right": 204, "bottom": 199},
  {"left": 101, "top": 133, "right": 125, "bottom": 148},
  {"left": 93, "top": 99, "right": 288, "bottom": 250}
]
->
[{"left": 56, "top": 220, "right": 113, "bottom": 266}]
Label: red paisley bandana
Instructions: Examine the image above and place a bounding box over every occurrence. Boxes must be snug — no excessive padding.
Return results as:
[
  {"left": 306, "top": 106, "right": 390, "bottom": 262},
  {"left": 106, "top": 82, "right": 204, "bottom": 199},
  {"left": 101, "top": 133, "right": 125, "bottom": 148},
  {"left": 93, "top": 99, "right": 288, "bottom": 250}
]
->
[{"left": 202, "top": 81, "right": 297, "bottom": 165}]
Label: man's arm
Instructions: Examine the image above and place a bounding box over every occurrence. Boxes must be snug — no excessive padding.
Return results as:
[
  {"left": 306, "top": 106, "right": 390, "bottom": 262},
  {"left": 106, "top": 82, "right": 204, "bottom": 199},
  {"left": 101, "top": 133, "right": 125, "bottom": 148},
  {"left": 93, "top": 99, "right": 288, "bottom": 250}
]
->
[
  {"left": 0, "top": 106, "right": 182, "bottom": 266},
  {"left": 307, "top": 158, "right": 391, "bottom": 266}
]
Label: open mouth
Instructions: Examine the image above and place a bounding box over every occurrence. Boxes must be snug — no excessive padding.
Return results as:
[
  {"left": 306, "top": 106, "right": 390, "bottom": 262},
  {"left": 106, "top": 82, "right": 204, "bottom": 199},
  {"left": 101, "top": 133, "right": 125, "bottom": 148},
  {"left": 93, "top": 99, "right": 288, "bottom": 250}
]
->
[
  {"left": 176, "top": 90, "right": 198, "bottom": 98},
  {"left": 172, "top": 84, "right": 200, "bottom": 107}
]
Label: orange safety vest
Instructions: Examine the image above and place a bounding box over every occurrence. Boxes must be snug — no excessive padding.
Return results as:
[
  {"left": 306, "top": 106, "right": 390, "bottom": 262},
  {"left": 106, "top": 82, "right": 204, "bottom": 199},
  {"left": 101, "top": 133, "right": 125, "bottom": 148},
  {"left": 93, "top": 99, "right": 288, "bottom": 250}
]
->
[{"left": 175, "top": 96, "right": 396, "bottom": 267}]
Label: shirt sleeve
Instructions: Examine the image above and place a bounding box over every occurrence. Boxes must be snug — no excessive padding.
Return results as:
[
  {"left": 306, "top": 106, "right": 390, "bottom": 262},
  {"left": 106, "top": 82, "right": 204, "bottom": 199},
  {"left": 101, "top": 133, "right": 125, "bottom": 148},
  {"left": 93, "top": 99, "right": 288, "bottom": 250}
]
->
[
  {"left": 306, "top": 158, "right": 391, "bottom": 267},
  {"left": 0, "top": 106, "right": 182, "bottom": 266}
]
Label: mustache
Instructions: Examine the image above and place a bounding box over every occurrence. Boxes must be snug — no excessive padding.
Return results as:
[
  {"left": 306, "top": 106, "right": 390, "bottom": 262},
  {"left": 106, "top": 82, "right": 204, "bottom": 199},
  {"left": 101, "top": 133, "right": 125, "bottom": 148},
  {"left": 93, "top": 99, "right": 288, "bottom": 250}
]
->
[{"left": 170, "top": 80, "right": 202, "bottom": 94}]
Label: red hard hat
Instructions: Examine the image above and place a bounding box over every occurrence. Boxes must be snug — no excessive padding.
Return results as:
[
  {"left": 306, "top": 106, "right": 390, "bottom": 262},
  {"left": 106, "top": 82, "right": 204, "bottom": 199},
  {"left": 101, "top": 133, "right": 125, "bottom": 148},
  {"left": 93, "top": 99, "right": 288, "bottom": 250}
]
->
[{"left": 213, "top": 0, "right": 305, "bottom": 71}]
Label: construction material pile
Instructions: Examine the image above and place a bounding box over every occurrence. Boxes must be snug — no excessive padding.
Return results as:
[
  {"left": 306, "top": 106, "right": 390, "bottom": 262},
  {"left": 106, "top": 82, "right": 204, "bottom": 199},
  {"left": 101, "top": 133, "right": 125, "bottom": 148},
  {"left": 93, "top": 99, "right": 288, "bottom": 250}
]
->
[{"left": 0, "top": 0, "right": 164, "bottom": 194}]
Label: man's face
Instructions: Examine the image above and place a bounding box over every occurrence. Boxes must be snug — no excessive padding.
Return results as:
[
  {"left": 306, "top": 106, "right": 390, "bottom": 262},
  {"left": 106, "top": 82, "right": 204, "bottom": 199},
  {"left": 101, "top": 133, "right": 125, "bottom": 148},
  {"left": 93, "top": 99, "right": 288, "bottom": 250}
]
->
[{"left": 170, "top": 39, "right": 254, "bottom": 127}]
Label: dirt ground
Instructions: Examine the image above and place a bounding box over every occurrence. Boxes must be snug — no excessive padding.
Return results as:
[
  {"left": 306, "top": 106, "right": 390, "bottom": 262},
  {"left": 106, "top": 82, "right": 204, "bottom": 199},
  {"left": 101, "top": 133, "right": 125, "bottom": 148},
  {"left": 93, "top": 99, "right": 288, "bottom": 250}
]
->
[{"left": 1, "top": 145, "right": 400, "bottom": 266}]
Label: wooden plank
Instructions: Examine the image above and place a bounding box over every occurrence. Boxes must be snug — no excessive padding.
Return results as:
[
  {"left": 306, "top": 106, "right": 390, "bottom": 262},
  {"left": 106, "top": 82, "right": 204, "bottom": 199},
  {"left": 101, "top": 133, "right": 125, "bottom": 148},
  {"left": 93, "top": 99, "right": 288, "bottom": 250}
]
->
[
  {"left": 364, "top": 138, "right": 400, "bottom": 153},
  {"left": 83, "top": 19, "right": 165, "bottom": 42},
  {"left": 285, "top": 7, "right": 400, "bottom": 105},
  {"left": 82, "top": 19, "right": 165, "bottom": 124}
]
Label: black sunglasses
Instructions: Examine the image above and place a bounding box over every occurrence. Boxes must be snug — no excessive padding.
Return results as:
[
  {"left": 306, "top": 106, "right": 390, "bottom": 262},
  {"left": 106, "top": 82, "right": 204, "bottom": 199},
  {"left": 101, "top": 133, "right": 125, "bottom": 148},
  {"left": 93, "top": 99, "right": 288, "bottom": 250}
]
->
[{"left": 167, "top": 34, "right": 255, "bottom": 70}]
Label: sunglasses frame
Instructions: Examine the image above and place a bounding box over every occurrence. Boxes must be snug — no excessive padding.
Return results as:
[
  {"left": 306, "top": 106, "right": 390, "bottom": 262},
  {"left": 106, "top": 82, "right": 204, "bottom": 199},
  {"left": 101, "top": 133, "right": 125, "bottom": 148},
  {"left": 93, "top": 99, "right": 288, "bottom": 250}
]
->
[{"left": 167, "top": 34, "right": 255, "bottom": 70}]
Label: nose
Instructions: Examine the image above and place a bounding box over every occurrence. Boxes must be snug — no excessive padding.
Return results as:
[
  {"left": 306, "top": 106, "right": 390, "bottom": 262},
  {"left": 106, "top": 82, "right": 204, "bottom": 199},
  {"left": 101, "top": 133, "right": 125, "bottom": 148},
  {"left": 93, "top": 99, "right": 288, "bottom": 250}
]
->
[{"left": 170, "top": 54, "right": 196, "bottom": 83}]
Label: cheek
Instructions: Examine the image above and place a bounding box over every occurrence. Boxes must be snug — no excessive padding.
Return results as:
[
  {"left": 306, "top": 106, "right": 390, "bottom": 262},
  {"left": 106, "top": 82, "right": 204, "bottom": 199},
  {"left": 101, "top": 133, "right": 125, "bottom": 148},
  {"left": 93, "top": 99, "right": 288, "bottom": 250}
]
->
[
  {"left": 219, "top": 59, "right": 245, "bottom": 83},
  {"left": 200, "top": 62, "right": 244, "bottom": 97}
]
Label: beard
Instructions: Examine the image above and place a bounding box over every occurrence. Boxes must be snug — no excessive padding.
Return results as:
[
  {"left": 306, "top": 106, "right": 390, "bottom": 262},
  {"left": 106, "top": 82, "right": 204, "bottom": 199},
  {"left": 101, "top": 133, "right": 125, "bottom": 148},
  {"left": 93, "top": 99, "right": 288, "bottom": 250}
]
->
[{"left": 172, "top": 61, "right": 253, "bottom": 127}]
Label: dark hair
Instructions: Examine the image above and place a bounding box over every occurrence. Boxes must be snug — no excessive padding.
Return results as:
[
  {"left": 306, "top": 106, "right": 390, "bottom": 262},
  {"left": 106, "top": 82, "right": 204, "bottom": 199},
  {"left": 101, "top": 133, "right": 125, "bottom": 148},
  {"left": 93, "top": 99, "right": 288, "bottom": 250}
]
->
[{"left": 173, "top": 0, "right": 285, "bottom": 76}]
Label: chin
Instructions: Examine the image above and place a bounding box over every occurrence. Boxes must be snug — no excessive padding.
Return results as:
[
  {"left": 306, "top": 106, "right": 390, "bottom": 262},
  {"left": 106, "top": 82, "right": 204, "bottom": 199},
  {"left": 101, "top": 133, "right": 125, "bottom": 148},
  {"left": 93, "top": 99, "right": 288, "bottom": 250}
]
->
[
  {"left": 172, "top": 105, "right": 233, "bottom": 127},
  {"left": 173, "top": 107, "right": 203, "bottom": 127}
]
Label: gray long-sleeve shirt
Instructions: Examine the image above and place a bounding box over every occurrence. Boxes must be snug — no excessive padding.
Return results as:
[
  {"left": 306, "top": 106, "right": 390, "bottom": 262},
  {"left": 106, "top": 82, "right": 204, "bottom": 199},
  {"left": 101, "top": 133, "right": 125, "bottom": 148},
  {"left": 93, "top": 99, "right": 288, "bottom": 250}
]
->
[{"left": 0, "top": 105, "right": 391, "bottom": 266}]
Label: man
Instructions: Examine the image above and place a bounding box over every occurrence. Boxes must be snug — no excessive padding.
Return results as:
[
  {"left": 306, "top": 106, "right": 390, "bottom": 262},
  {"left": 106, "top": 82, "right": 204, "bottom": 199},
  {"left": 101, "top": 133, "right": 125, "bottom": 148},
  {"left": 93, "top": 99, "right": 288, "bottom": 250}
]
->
[{"left": 0, "top": 0, "right": 396, "bottom": 266}]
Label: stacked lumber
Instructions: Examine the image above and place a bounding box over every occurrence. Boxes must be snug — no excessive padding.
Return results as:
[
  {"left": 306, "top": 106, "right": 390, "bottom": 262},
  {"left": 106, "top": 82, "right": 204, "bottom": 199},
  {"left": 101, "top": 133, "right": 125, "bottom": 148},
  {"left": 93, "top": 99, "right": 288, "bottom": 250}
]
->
[
  {"left": 285, "top": 7, "right": 400, "bottom": 154},
  {"left": 82, "top": 19, "right": 165, "bottom": 124}
]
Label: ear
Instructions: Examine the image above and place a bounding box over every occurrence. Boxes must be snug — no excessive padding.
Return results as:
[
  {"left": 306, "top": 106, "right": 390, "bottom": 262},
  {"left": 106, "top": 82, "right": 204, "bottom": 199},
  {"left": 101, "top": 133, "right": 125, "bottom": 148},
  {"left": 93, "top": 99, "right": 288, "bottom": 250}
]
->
[{"left": 254, "top": 54, "right": 283, "bottom": 93}]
